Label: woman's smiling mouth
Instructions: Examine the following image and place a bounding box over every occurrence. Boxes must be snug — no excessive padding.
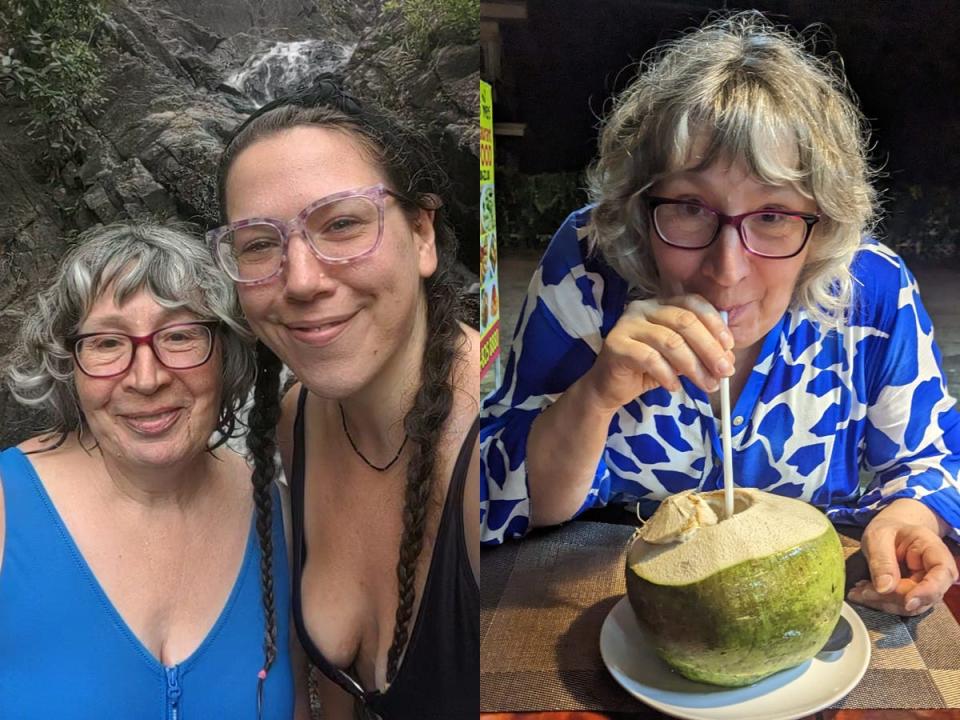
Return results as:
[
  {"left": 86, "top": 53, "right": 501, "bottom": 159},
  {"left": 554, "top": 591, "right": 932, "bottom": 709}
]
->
[
  {"left": 120, "top": 408, "right": 182, "bottom": 435},
  {"left": 285, "top": 313, "right": 357, "bottom": 347}
]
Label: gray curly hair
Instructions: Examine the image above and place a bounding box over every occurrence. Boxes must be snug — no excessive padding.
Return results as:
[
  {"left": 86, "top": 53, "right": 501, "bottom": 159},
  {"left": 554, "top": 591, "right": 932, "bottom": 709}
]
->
[
  {"left": 4, "top": 223, "right": 256, "bottom": 446},
  {"left": 586, "top": 10, "right": 879, "bottom": 327}
]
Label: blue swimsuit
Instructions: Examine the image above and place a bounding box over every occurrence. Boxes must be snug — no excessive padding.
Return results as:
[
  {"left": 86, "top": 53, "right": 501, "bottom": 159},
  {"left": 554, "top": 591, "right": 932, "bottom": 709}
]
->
[{"left": 0, "top": 447, "right": 294, "bottom": 720}]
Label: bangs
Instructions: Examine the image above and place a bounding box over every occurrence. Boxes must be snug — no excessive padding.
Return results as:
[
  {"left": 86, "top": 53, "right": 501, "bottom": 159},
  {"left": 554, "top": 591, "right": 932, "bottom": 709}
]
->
[
  {"left": 654, "top": 85, "right": 814, "bottom": 198},
  {"left": 86, "top": 244, "right": 206, "bottom": 320}
]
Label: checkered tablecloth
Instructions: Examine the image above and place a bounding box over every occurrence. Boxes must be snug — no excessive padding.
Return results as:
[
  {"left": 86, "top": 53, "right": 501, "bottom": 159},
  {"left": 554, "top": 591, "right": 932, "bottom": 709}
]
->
[{"left": 480, "top": 522, "right": 960, "bottom": 713}]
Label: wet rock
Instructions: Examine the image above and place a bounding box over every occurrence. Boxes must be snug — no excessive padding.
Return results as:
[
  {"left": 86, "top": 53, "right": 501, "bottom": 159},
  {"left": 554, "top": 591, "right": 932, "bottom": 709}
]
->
[
  {"left": 435, "top": 45, "right": 482, "bottom": 82},
  {"left": 83, "top": 185, "right": 120, "bottom": 224}
]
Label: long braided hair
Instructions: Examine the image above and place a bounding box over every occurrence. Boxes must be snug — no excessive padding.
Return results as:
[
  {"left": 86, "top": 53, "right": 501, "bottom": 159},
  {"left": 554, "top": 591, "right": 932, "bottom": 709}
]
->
[
  {"left": 216, "top": 80, "right": 466, "bottom": 693},
  {"left": 246, "top": 340, "right": 283, "bottom": 710}
]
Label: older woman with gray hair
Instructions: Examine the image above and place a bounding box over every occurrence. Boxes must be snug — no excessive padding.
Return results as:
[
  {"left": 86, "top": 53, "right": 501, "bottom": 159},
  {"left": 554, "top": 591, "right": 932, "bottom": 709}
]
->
[
  {"left": 481, "top": 11, "right": 960, "bottom": 616},
  {"left": 0, "top": 224, "right": 295, "bottom": 718}
]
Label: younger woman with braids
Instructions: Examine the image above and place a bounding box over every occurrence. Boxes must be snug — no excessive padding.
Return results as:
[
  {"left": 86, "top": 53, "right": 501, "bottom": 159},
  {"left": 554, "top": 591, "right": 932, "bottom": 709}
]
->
[
  {"left": 0, "top": 224, "right": 294, "bottom": 719},
  {"left": 208, "top": 80, "right": 480, "bottom": 719}
]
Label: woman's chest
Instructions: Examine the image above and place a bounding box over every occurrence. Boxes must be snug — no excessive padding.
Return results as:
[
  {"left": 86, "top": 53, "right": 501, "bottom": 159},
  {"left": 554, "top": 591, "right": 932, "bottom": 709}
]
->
[
  {"left": 298, "top": 466, "right": 442, "bottom": 691},
  {"left": 42, "top": 480, "right": 252, "bottom": 664}
]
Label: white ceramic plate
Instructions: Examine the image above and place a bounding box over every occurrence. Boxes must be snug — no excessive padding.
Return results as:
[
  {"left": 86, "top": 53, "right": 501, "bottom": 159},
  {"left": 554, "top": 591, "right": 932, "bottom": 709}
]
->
[{"left": 600, "top": 597, "right": 870, "bottom": 720}]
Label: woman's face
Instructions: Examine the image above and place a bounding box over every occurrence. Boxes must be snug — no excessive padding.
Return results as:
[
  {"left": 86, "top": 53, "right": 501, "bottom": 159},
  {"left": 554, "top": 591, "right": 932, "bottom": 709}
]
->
[
  {"left": 223, "top": 125, "right": 437, "bottom": 398},
  {"left": 74, "top": 288, "right": 223, "bottom": 470},
  {"left": 648, "top": 154, "right": 817, "bottom": 352}
]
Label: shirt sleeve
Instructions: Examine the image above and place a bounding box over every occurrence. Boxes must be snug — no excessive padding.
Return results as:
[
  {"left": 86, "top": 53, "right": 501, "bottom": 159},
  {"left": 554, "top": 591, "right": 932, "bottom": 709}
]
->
[
  {"left": 480, "top": 210, "right": 620, "bottom": 545},
  {"left": 828, "top": 248, "right": 960, "bottom": 542}
]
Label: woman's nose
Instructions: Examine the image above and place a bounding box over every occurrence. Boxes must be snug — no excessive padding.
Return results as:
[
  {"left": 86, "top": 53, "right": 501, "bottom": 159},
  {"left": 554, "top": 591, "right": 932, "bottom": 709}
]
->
[
  {"left": 703, "top": 224, "right": 751, "bottom": 286},
  {"left": 123, "top": 344, "right": 169, "bottom": 393},
  {"left": 283, "top": 231, "right": 338, "bottom": 301}
]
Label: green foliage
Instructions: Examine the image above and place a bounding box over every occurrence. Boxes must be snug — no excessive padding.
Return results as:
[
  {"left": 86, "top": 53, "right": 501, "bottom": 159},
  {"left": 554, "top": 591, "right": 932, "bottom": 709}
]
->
[
  {"left": 885, "top": 183, "right": 960, "bottom": 261},
  {"left": 0, "top": 0, "right": 108, "bottom": 168},
  {"left": 385, "top": 0, "right": 479, "bottom": 56},
  {"left": 494, "top": 164, "right": 588, "bottom": 249}
]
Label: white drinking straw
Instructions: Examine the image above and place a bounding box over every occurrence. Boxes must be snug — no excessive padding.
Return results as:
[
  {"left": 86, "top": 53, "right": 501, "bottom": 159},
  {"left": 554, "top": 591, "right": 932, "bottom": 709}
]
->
[{"left": 719, "top": 311, "right": 734, "bottom": 519}]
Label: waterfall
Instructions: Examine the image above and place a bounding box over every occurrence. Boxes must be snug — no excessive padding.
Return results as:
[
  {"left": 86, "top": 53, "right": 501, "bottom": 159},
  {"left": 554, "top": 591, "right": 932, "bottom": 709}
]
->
[{"left": 225, "top": 39, "right": 357, "bottom": 108}]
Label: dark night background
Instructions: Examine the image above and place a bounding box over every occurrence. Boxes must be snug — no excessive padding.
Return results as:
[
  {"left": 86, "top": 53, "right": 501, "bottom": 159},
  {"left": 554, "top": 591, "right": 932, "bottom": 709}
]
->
[{"left": 489, "top": 0, "right": 960, "bottom": 259}]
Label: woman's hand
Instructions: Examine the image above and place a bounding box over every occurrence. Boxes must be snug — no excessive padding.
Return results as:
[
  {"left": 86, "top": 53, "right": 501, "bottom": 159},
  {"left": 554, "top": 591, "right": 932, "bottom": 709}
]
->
[
  {"left": 581, "top": 294, "right": 736, "bottom": 412},
  {"left": 850, "top": 502, "right": 959, "bottom": 616}
]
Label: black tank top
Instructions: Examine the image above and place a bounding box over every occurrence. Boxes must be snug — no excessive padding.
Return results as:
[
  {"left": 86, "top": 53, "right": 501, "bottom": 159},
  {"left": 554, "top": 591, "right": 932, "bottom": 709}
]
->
[{"left": 290, "top": 388, "right": 480, "bottom": 719}]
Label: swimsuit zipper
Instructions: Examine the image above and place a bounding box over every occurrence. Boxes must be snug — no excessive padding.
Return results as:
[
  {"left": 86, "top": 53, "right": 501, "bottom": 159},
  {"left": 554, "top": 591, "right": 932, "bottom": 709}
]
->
[{"left": 166, "top": 665, "right": 182, "bottom": 720}]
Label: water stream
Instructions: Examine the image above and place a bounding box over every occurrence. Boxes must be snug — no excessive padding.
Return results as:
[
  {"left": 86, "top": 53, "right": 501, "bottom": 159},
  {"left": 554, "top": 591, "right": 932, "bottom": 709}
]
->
[{"left": 225, "top": 39, "right": 357, "bottom": 107}]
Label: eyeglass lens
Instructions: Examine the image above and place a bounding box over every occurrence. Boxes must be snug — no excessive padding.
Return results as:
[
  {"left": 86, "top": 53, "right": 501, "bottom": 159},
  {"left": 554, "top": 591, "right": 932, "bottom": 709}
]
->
[
  {"left": 217, "top": 195, "right": 381, "bottom": 281},
  {"left": 75, "top": 324, "right": 213, "bottom": 376},
  {"left": 654, "top": 204, "right": 808, "bottom": 256}
]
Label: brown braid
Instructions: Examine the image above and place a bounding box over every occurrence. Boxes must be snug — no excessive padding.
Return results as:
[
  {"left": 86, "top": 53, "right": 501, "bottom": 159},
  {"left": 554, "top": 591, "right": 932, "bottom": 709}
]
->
[
  {"left": 246, "top": 341, "right": 283, "bottom": 699},
  {"left": 386, "top": 244, "right": 462, "bottom": 683}
]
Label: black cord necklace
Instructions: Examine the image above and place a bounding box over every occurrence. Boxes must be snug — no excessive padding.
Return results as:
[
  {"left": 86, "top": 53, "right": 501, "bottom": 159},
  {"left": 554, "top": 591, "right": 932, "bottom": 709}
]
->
[{"left": 338, "top": 402, "right": 408, "bottom": 472}]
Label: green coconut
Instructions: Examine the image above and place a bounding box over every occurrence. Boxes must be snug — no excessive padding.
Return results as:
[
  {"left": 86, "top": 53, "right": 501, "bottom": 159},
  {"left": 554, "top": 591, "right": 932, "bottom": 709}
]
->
[{"left": 625, "top": 488, "right": 844, "bottom": 687}]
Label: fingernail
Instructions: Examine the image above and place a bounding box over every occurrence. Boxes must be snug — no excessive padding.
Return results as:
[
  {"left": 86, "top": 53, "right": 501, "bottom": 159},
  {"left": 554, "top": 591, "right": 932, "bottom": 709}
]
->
[
  {"left": 905, "top": 598, "right": 920, "bottom": 612},
  {"left": 876, "top": 574, "right": 894, "bottom": 593},
  {"left": 716, "top": 359, "right": 733, "bottom": 375},
  {"left": 720, "top": 330, "right": 733, "bottom": 347}
]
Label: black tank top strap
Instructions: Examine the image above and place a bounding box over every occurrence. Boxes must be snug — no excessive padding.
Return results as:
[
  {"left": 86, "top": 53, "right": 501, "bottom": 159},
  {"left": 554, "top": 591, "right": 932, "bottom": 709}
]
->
[
  {"left": 289, "top": 386, "right": 377, "bottom": 702},
  {"left": 446, "top": 415, "right": 479, "bottom": 570}
]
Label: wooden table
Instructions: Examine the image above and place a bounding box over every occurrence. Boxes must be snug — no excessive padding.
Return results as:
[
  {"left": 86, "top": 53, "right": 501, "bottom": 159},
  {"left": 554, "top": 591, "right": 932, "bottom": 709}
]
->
[{"left": 482, "top": 584, "right": 960, "bottom": 720}]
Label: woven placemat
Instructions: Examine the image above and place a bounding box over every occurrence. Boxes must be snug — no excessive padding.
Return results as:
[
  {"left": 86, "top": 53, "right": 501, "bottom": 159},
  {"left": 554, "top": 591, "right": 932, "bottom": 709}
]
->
[{"left": 480, "top": 521, "right": 960, "bottom": 713}]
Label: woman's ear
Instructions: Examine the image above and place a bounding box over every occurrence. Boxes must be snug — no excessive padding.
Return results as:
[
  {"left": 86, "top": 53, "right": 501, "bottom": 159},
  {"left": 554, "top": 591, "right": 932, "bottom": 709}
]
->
[{"left": 413, "top": 207, "right": 438, "bottom": 279}]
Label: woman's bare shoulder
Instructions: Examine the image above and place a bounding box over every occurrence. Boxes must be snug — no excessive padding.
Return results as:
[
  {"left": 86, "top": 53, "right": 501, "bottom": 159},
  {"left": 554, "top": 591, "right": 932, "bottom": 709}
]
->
[
  {"left": 454, "top": 323, "right": 481, "bottom": 418},
  {"left": 17, "top": 433, "right": 71, "bottom": 455},
  {"left": 13, "top": 433, "right": 86, "bottom": 476}
]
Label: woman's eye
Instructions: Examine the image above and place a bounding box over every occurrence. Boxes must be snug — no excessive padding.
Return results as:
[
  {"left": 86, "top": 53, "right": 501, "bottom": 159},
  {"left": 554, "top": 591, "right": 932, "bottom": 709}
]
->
[
  {"left": 757, "top": 212, "right": 786, "bottom": 224},
  {"left": 159, "top": 327, "right": 205, "bottom": 347},
  {"left": 327, "top": 217, "right": 360, "bottom": 232},
  {"left": 680, "top": 204, "right": 708, "bottom": 217},
  {"left": 238, "top": 238, "right": 280, "bottom": 254},
  {"left": 91, "top": 337, "right": 123, "bottom": 349}
]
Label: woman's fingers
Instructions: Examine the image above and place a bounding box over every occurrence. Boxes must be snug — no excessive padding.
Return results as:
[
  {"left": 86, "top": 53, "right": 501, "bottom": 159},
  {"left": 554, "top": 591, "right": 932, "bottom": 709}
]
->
[
  {"left": 669, "top": 293, "right": 736, "bottom": 352},
  {"left": 602, "top": 329, "right": 681, "bottom": 392},
  {"left": 904, "top": 565, "right": 956, "bottom": 611},
  {"left": 848, "top": 577, "right": 932, "bottom": 616},
  {"left": 849, "top": 525, "right": 958, "bottom": 616},
  {"left": 626, "top": 299, "right": 735, "bottom": 392},
  {"left": 902, "top": 538, "right": 959, "bottom": 610},
  {"left": 591, "top": 296, "right": 736, "bottom": 407},
  {"left": 860, "top": 521, "right": 903, "bottom": 593}
]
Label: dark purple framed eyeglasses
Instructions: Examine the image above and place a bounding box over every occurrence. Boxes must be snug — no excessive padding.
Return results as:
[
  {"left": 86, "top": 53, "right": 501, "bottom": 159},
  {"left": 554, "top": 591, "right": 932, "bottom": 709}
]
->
[
  {"left": 67, "top": 321, "right": 220, "bottom": 378},
  {"left": 647, "top": 196, "right": 821, "bottom": 259}
]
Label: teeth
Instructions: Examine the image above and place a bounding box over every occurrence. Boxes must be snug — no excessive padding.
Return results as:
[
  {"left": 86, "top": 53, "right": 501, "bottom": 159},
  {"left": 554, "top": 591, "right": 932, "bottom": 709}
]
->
[{"left": 129, "top": 411, "right": 175, "bottom": 421}]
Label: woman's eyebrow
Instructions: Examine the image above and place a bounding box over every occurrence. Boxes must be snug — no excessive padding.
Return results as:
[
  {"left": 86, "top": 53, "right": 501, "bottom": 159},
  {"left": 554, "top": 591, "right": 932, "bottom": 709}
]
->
[{"left": 80, "top": 310, "right": 198, "bottom": 332}]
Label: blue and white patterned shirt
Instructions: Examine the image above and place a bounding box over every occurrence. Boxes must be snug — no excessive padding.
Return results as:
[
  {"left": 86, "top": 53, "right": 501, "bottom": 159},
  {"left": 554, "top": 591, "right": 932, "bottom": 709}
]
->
[{"left": 480, "top": 207, "right": 960, "bottom": 546}]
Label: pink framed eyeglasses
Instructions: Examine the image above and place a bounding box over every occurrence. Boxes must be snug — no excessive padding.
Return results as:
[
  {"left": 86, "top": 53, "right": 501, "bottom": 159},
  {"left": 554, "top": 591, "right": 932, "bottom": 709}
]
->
[{"left": 207, "top": 184, "right": 415, "bottom": 284}]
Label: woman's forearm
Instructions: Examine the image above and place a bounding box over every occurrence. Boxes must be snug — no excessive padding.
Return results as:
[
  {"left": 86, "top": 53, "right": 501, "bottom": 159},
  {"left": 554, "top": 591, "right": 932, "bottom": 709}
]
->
[{"left": 526, "top": 370, "right": 619, "bottom": 527}]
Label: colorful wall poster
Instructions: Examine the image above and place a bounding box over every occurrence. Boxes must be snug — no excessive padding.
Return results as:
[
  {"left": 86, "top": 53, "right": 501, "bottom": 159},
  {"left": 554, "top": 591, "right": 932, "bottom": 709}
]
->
[{"left": 480, "top": 79, "right": 500, "bottom": 382}]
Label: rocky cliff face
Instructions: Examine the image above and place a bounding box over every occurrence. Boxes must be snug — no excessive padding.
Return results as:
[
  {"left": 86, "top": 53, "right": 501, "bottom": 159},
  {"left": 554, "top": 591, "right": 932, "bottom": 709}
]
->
[{"left": 0, "top": 0, "right": 479, "bottom": 447}]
